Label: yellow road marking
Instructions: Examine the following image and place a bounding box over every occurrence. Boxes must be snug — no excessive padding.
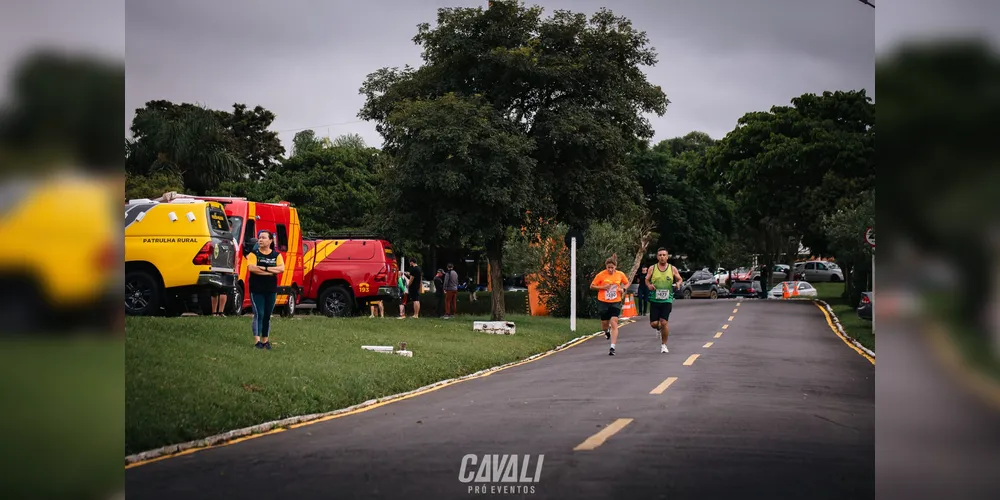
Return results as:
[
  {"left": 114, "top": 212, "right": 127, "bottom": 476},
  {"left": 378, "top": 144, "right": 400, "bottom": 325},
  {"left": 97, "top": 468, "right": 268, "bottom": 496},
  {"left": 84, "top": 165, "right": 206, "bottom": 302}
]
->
[
  {"left": 683, "top": 354, "right": 700, "bottom": 366},
  {"left": 574, "top": 418, "right": 634, "bottom": 451},
  {"left": 733, "top": 308, "right": 738, "bottom": 314},
  {"left": 703, "top": 342, "right": 714, "bottom": 348},
  {"left": 814, "top": 302, "right": 874, "bottom": 365},
  {"left": 714, "top": 332, "right": 723, "bottom": 338},
  {"left": 722, "top": 324, "right": 729, "bottom": 330},
  {"left": 728, "top": 316, "right": 735, "bottom": 321},
  {"left": 649, "top": 377, "right": 678, "bottom": 395},
  {"left": 125, "top": 325, "right": 623, "bottom": 470},
  {"left": 737, "top": 302, "right": 742, "bottom": 307}
]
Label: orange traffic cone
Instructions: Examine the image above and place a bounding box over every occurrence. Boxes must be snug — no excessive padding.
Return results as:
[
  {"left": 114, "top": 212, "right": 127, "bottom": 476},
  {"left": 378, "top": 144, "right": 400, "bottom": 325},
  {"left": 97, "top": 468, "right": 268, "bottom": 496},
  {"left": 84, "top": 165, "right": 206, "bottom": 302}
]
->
[
  {"left": 782, "top": 282, "right": 790, "bottom": 299},
  {"left": 621, "top": 294, "right": 638, "bottom": 318}
]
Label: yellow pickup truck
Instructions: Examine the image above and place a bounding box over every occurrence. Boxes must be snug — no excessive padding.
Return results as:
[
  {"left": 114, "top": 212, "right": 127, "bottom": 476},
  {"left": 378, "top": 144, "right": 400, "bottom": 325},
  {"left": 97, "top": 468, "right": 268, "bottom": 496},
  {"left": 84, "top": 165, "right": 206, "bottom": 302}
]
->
[{"left": 124, "top": 197, "right": 237, "bottom": 316}]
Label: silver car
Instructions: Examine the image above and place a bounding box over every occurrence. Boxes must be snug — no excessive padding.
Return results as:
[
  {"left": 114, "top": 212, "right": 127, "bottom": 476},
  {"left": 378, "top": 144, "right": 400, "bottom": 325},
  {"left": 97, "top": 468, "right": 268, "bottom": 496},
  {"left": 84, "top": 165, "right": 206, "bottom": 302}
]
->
[{"left": 793, "top": 261, "right": 844, "bottom": 282}]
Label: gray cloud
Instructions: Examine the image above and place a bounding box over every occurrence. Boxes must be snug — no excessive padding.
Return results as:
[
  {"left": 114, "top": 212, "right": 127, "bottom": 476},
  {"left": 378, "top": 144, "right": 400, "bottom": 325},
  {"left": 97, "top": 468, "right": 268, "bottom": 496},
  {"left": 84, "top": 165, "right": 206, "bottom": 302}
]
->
[{"left": 123, "top": 0, "right": 879, "bottom": 150}]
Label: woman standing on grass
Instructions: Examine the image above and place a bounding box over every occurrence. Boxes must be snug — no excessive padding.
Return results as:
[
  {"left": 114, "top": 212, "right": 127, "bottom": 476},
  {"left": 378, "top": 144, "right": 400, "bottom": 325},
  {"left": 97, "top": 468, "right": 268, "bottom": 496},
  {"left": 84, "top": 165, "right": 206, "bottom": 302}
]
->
[{"left": 247, "top": 230, "right": 284, "bottom": 350}]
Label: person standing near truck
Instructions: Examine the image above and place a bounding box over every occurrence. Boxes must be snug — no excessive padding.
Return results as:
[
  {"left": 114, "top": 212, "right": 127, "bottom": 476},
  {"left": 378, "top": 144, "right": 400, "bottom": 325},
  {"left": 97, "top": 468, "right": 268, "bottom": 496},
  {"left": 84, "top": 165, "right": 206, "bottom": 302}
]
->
[
  {"left": 397, "top": 272, "right": 409, "bottom": 319},
  {"left": 407, "top": 260, "right": 423, "bottom": 319},
  {"left": 247, "top": 230, "right": 284, "bottom": 350},
  {"left": 434, "top": 269, "right": 446, "bottom": 318}
]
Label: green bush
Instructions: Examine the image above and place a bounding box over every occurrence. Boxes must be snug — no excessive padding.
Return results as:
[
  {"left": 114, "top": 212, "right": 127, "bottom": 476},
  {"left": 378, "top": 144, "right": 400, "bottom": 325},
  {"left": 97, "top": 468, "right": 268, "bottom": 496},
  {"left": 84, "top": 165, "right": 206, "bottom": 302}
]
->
[{"left": 371, "top": 291, "right": 528, "bottom": 316}]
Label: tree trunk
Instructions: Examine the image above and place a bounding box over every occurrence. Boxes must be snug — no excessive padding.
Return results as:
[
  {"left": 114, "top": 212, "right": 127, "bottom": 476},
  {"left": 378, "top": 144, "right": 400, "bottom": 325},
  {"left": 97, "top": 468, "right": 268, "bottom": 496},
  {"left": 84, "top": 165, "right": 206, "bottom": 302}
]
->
[
  {"left": 626, "top": 231, "right": 653, "bottom": 284},
  {"left": 487, "top": 237, "right": 505, "bottom": 321}
]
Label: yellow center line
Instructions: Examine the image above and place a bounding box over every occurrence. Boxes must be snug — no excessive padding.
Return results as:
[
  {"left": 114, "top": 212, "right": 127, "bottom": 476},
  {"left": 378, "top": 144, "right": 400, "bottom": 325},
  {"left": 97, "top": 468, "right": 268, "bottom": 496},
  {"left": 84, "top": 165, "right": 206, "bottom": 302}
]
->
[
  {"left": 703, "top": 342, "right": 714, "bottom": 348},
  {"left": 714, "top": 332, "right": 723, "bottom": 338},
  {"left": 728, "top": 316, "right": 735, "bottom": 321},
  {"left": 649, "top": 376, "right": 678, "bottom": 395},
  {"left": 574, "top": 418, "right": 634, "bottom": 451},
  {"left": 683, "top": 354, "right": 700, "bottom": 366},
  {"left": 722, "top": 324, "right": 729, "bottom": 330},
  {"left": 733, "top": 308, "right": 738, "bottom": 314},
  {"left": 737, "top": 302, "right": 742, "bottom": 307}
]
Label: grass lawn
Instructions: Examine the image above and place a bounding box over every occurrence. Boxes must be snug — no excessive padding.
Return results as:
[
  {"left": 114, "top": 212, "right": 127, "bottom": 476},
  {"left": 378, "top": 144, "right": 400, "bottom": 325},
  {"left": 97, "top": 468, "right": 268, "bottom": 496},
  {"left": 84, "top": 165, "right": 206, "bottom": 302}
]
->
[
  {"left": 813, "top": 282, "right": 875, "bottom": 353},
  {"left": 0, "top": 339, "right": 123, "bottom": 499},
  {"left": 126, "top": 313, "right": 600, "bottom": 455}
]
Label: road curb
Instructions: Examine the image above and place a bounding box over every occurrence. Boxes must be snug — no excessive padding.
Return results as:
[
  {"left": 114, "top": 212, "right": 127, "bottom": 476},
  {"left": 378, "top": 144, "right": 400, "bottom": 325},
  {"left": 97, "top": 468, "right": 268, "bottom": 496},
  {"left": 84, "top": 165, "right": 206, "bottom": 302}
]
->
[
  {"left": 814, "top": 299, "right": 876, "bottom": 363},
  {"left": 125, "top": 322, "right": 627, "bottom": 469}
]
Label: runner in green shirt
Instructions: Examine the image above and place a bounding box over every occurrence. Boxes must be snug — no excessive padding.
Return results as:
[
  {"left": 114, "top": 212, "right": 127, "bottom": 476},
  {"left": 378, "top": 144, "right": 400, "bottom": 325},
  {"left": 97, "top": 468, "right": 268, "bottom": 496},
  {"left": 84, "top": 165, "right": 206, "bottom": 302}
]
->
[{"left": 645, "top": 248, "right": 683, "bottom": 353}]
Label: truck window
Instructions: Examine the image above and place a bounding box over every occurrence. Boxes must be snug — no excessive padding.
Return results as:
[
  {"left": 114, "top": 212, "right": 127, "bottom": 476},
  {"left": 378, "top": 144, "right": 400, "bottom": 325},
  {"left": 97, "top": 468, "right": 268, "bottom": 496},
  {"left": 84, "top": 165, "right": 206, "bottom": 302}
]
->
[
  {"left": 207, "top": 206, "right": 233, "bottom": 238},
  {"left": 244, "top": 220, "right": 256, "bottom": 248},
  {"left": 276, "top": 224, "right": 289, "bottom": 252},
  {"left": 228, "top": 216, "right": 244, "bottom": 242}
]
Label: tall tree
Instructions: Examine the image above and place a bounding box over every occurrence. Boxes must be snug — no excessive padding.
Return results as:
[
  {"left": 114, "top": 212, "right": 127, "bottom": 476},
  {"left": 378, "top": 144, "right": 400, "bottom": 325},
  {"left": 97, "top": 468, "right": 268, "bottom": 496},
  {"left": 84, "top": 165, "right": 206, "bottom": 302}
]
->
[
  {"left": 126, "top": 100, "right": 284, "bottom": 194},
  {"left": 220, "top": 103, "right": 284, "bottom": 180},
  {"left": 358, "top": 0, "right": 668, "bottom": 319},
  {"left": 706, "top": 90, "right": 875, "bottom": 274},
  {"left": 331, "top": 133, "right": 367, "bottom": 150},
  {"left": 291, "top": 130, "right": 324, "bottom": 157},
  {"left": 630, "top": 133, "right": 733, "bottom": 269}
]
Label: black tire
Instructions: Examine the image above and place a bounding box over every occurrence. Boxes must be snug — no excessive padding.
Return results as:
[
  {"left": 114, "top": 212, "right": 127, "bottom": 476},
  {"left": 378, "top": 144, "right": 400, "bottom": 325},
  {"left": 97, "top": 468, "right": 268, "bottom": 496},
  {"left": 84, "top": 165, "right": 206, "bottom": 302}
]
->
[
  {"left": 125, "top": 270, "right": 161, "bottom": 316},
  {"left": 682, "top": 288, "right": 692, "bottom": 300},
  {"left": 319, "top": 285, "right": 354, "bottom": 317},
  {"left": 830, "top": 275, "right": 842, "bottom": 282},
  {"left": 710, "top": 289, "right": 718, "bottom": 299},
  {"left": 228, "top": 283, "right": 244, "bottom": 315},
  {"left": 280, "top": 288, "right": 298, "bottom": 318}
]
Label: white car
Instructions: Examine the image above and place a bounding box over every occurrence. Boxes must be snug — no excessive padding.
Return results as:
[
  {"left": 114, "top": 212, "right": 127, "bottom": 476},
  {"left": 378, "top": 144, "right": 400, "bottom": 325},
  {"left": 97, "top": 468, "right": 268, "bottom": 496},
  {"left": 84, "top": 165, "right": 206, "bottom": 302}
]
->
[{"left": 767, "top": 281, "right": 818, "bottom": 299}]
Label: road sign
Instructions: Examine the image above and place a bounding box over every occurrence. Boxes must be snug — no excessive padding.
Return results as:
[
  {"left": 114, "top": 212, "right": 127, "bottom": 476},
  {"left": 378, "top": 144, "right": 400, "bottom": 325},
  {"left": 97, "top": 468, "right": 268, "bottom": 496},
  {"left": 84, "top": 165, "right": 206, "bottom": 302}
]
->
[
  {"left": 864, "top": 227, "right": 875, "bottom": 248},
  {"left": 565, "top": 228, "right": 585, "bottom": 249}
]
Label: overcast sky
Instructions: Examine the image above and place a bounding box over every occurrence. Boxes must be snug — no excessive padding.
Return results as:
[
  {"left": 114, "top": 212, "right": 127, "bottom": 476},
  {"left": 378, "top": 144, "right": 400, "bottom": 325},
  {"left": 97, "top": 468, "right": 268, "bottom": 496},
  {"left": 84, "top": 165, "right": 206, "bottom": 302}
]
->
[{"left": 5, "top": 1, "right": 999, "bottom": 152}]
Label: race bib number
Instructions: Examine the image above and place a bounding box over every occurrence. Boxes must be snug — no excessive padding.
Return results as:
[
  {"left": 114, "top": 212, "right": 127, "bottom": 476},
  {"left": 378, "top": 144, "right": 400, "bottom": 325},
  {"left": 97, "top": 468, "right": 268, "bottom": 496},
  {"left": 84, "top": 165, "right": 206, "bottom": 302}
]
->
[
  {"left": 605, "top": 285, "right": 619, "bottom": 300},
  {"left": 655, "top": 289, "right": 671, "bottom": 300}
]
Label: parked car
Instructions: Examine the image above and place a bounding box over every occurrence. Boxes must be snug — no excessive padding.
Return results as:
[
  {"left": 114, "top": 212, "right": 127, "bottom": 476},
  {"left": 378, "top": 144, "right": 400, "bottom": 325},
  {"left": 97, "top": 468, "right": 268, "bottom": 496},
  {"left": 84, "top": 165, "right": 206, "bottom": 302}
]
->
[
  {"left": 857, "top": 292, "right": 873, "bottom": 320},
  {"left": 678, "top": 269, "right": 722, "bottom": 299},
  {"left": 730, "top": 280, "right": 763, "bottom": 299},
  {"left": 793, "top": 260, "right": 844, "bottom": 282},
  {"left": 766, "top": 281, "right": 818, "bottom": 299},
  {"left": 751, "top": 264, "right": 790, "bottom": 284}
]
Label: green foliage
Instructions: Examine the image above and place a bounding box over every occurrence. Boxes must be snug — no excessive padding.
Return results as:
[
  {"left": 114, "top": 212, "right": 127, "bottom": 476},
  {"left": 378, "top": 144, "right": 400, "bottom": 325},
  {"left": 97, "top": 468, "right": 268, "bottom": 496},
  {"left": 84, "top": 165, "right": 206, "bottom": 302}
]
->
[
  {"left": 331, "top": 133, "right": 367, "bottom": 150},
  {"left": 629, "top": 132, "right": 733, "bottom": 268},
  {"left": 358, "top": 0, "right": 668, "bottom": 319},
  {"left": 126, "top": 100, "right": 284, "bottom": 194},
  {"left": 125, "top": 171, "right": 185, "bottom": 200},
  {"left": 218, "top": 146, "right": 382, "bottom": 235},
  {"left": 823, "top": 189, "right": 874, "bottom": 304},
  {"left": 0, "top": 50, "right": 124, "bottom": 171},
  {"left": 707, "top": 90, "right": 875, "bottom": 259},
  {"left": 291, "top": 130, "right": 324, "bottom": 157}
]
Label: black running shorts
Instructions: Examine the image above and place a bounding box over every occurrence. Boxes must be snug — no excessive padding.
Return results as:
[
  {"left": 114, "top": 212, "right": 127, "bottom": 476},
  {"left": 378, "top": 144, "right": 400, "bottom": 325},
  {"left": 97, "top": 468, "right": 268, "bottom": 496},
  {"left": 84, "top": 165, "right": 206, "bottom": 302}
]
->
[
  {"left": 598, "top": 301, "right": 622, "bottom": 321},
  {"left": 649, "top": 302, "right": 672, "bottom": 323}
]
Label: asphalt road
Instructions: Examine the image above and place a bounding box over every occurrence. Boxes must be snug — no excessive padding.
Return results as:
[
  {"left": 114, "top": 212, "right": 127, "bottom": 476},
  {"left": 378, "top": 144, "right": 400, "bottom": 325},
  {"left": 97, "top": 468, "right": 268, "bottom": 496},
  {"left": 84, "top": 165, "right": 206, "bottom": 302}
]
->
[{"left": 126, "top": 298, "right": 875, "bottom": 500}]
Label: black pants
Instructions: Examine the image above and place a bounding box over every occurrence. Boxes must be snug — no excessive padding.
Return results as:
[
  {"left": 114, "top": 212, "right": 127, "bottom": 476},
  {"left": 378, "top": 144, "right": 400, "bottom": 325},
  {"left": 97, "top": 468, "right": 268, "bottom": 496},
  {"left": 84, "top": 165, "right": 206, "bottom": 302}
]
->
[
  {"left": 436, "top": 294, "right": 445, "bottom": 316},
  {"left": 636, "top": 291, "right": 649, "bottom": 316}
]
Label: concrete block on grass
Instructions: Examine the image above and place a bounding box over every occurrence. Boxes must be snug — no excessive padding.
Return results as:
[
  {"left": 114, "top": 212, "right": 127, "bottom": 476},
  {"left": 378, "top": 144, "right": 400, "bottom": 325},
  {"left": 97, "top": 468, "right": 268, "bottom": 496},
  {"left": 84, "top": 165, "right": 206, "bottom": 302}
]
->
[{"left": 473, "top": 321, "right": 516, "bottom": 335}]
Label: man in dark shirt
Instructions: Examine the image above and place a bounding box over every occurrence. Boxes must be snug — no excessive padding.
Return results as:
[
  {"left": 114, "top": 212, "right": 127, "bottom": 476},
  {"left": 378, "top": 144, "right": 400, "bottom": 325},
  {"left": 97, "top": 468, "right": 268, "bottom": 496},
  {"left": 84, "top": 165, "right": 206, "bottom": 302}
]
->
[
  {"left": 434, "top": 269, "right": 446, "bottom": 318},
  {"left": 407, "top": 260, "right": 423, "bottom": 318}
]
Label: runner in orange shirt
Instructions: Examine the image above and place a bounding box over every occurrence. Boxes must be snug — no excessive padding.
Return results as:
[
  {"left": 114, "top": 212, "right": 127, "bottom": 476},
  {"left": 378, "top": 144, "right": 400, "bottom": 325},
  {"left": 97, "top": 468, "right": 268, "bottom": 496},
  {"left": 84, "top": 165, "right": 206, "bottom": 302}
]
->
[{"left": 590, "top": 255, "right": 631, "bottom": 356}]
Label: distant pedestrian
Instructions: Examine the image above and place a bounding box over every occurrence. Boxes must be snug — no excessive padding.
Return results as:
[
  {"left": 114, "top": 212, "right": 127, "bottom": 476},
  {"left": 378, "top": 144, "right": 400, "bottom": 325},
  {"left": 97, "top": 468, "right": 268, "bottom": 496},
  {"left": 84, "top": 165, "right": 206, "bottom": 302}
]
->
[
  {"left": 443, "top": 263, "right": 459, "bottom": 318},
  {"left": 434, "top": 269, "right": 446, "bottom": 318},
  {"left": 397, "top": 273, "right": 409, "bottom": 319},
  {"left": 636, "top": 265, "right": 650, "bottom": 316},
  {"left": 407, "top": 260, "right": 423, "bottom": 318},
  {"left": 590, "top": 254, "right": 630, "bottom": 356},
  {"left": 468, "top": 275, "right": 479, "bottom": 302},
  {"left": 370, "top": 300, "right": 384, "bottom": 318},
  {"left": 247, "top": 230, "right": 284, "bottom": 350}
]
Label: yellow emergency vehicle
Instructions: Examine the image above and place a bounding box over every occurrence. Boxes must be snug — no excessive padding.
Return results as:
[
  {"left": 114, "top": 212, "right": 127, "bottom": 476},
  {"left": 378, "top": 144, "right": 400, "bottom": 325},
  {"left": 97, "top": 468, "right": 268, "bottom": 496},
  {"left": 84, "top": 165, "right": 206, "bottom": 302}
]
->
[
  {"left": 124, "top": 197, "right": 237, "bottom": 316},
  {"left": 0, "top": 174, "right": 118, "bottom": 331}
]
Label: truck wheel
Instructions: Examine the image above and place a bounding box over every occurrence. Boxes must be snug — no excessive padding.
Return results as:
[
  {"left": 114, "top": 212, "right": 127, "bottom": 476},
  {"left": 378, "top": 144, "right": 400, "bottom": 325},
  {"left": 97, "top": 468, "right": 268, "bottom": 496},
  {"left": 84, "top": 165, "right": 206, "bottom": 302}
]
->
[
  {"left": 280, "top": 288, "right": 298, "bottom": 317},
  {"left": 125, "top": 271, "right": 160, "bottom": 316},
  {"left": 228, "top": 283, "right": 244, "bottom": 315},
  {"left": 319, "top": 286, "right": 354, "bottom": 317}
]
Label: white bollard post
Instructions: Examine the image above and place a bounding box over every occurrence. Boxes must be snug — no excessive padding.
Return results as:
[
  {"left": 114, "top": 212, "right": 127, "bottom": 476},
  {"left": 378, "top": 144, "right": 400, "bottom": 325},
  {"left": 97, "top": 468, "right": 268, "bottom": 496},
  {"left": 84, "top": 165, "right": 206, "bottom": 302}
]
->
[{"left": 570, "top": 237, "right": 577, "bottom": 332}]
